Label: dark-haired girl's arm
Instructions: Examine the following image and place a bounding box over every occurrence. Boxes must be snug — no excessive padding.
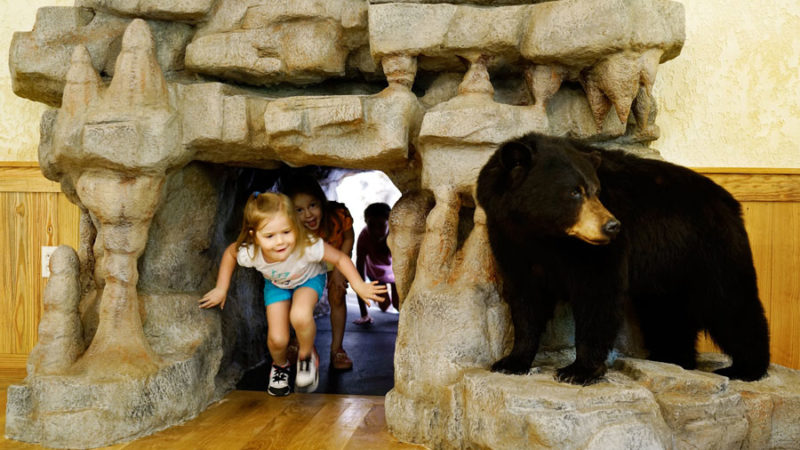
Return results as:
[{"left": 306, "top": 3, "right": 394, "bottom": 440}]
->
[
  {"left": 341, "top": 227, "right": 354, "bottom": 257},
  {"left": 322, "top": 242, "right": 387, "bottom": 303}
]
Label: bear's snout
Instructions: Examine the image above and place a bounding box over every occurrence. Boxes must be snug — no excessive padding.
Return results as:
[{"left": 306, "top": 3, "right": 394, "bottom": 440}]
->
[
  {"left": 603, "top": 218, "right": 621, "bottom": 238},
  {"left": 567, "top": 197, "right": 618, "bottom": 245}
]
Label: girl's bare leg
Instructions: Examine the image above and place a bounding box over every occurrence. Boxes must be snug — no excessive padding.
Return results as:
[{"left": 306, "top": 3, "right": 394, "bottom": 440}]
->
[
  {"left": 376, "top": 291, "right": 391, "bottom": 312},
  {"left": 391, "top": 282, "right": 399, "bottom": 310},
  {"left": 357, "top": 296, "right": 370, "bottom": 319},
  {"left": 328, "top": 269, "right": 348, "bottom": 352},
  {"left": 290, "top": 287, "right": 319, "bottom": 359},
  {"left": 266, "top": 300, "right": 291, "bottom": 365}
]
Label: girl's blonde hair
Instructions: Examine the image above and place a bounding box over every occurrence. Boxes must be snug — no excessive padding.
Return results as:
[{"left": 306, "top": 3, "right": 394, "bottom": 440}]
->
[{"left": 235, "top": 192, "right": 316, "bottom": 257}]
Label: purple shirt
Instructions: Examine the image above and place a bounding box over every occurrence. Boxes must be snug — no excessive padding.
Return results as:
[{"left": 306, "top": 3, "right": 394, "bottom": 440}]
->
[{"left": 356, "top": 228, "right": 394, "bottom": 283}]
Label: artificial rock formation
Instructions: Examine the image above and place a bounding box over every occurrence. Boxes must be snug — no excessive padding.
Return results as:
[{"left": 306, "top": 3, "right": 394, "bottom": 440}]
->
[{"left": 7, "top": 1, "right": 800, "bottom": 449}]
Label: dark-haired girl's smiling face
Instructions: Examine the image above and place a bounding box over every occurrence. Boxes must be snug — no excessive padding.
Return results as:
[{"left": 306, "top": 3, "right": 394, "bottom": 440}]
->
[{"left": 292, "top": 193, "right": 323, "bottom": 232}]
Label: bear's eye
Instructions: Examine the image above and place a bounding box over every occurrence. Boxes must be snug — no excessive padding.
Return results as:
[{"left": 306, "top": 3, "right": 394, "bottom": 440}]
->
[{"left": 569, "top": 187, "right": 584, "bottom": 200}]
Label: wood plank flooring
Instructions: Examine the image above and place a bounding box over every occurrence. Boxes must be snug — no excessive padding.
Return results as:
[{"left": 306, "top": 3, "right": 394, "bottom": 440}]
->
[{"left": 0, "top": 376, "right": 423, "bottom": 450}]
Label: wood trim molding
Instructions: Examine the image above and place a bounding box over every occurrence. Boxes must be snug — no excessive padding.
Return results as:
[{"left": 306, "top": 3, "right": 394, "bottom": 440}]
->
[
  {"left": 0, "top": 354, "right": 28, "bottom": 375},
  {"left": 694, "top": 167, "right": 800, "bottom": 175},
  {"left": 3, "top": 163, "right": 799, "bottom": 200},
  {"left": 0, "top": 161, "right": 40, "bottom": 167},
  {"left": 697, "top": 171, "right": 800, "bottom": 202},
  {"left": 0, "top": 166, "right": 61, "bottom": 193},
  {"left": 0, "top": 161, "right": 800, "bottom": 198}
]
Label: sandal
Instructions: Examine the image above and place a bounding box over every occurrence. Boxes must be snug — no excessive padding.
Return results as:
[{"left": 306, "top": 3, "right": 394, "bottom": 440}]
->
[
  {"left": 331, "top": 347, "right": 353, "bottom": 371},
  {"left": 353, "top": 316, "right": 374, "bottom": 325}
]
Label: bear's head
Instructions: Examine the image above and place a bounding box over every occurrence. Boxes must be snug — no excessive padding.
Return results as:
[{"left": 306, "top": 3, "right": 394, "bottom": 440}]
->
[{"left": 477, "top": 134, "right": 621, "bottom": 245}]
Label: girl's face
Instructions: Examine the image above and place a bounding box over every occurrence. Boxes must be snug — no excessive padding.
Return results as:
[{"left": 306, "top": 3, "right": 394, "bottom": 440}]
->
[
  {"left": 254, "top": 213, "right": 296, "bottom": 263},
  {"left": 366, "top": 216, "right": 389, "bottom": 241},
  {"left": 292, "top": 193, "right": 323, "bottom": 232}
]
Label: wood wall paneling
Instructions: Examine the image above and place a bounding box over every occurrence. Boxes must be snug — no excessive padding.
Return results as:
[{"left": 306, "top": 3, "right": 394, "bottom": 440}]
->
[
  {"left": 763, "top": 202, "right": 800, "bottom": 367},
  {"left": 1, "top": 165, "right": 799, "bottom": 372},
  {"left": 1, "top": 164, "right": 79, "bottom": 371}
]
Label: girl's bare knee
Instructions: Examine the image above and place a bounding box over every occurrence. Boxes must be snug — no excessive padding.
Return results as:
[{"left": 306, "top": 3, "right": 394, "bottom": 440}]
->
[
  {"left": 290, "top": 313, "right": 313, "bottom": 331},
  {"left": 328, "top": 292, "right": 345, "bottom": 307},
  {"left": 268, "top": 334, "right": 289, "bottom": 351}
]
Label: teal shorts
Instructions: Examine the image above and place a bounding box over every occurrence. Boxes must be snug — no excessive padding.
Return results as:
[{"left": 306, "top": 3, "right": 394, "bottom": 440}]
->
[{"left": 263, "top": 272, "right": 326, "bottom": 306}]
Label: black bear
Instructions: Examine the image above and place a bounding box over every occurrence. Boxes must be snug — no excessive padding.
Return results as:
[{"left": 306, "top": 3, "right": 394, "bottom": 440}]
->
[{"left": 476, "top": 133, "right": 770, "bottom": 385}]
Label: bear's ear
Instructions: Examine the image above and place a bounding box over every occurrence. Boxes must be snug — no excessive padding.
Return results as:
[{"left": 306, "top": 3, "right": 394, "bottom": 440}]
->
[{"left": 499, "top": 141, "right": 534, "bottom": 171}]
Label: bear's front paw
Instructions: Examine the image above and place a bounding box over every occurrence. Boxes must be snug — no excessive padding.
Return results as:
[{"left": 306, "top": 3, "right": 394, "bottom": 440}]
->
[
  {"left": 555, "top": 363, "right": 606, "bottom": 386},
  {"left": 491, "top": 356, "right": 532, "bottom": 375}
]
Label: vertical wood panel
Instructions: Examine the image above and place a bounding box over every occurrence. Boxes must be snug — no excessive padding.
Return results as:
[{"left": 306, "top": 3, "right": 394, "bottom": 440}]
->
[
  {"left": 766, "top": 202, "right": 800, "bottom": 367},
  {"left": 742, "top": 202, "right": 775, "bottom": 363},
  {"left": 0, "top": 192, "right": 18, "bottom": 354},
  {"left": 58, "top": 192, "right": 81, "bottom": 250},
  {"left": 3, "top": 192, "right": 32, "bottom": 354},
  {"left": 0, "top": 188, "right": 80, "bottom": 359}
]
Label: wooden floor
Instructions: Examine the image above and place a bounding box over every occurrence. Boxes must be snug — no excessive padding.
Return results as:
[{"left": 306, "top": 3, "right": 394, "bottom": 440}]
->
[{"left": 0, "top": 374, "right": 423, "bottom": 450}]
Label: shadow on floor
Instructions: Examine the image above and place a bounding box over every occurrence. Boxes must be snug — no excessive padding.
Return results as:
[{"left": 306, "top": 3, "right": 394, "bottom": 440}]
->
[{"left": 236, "top": 293, "right": 398, "bottom": 396}]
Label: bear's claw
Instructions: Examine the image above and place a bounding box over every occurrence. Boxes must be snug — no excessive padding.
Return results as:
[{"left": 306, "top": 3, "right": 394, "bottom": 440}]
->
[
  {"left": 555, "top": 363, "right": 606, "bottom": 386},
  {"left": 491, "top": 356, "right": 532, "bottom": 375}
]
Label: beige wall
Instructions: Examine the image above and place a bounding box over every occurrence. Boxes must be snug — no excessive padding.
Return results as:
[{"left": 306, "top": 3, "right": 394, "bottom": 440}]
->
[
  {"left": 0, "top": 0, "right": 72, "bottom": 162},
  {"left": 654, "top": 0, "right": 800, "bottom": 168},
  {"left": 2, "top": 0, "right": 798, "bottom": 167}
]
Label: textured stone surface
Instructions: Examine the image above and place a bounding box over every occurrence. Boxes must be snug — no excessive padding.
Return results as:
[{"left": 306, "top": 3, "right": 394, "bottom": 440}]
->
[
  {"left": 26, "top": 246, "right": 85, "bottom": 376},
  {"left": 386, "top": 191, "right": 433, "bottom": 308},
  {"left": 185, "top": 0, "right": 371, "bottom": 86},
  {"left": 6, "top": 20, "right": 222, "bottom": 448},
  {"left": 729, "top": 363, "right": 800, "bottom": 449},
  {"left": 370, "top": 0, "right": 683, "bottom": 140},
  {"left": 8, "top": 293, "right": 221, "bottom": 448},
  {"left": 520, "top": 0, "right": 684, "bottom": 65},
  {"left": 9, "top": 7, "right": 192, "bottom": 107},
  {"left": 76, "top": 0, "right": 217, "bottom": 22},
  {"left": 389, "top": 352, "right": 800, "bottom": 449},
  {"left": 460, "top": 368, "right": 672, "bottom": 449},
  {"left": 264, "top": 88, "right": 422, "bottom": 170}
]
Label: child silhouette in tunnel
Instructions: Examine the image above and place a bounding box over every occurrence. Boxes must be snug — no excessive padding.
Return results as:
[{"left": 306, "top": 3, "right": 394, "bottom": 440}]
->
[{"left": 354, "top": 202, "right": 399, "bottom": 325}]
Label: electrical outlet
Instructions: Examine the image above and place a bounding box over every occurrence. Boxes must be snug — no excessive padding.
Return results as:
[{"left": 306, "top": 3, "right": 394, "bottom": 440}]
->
[{"left": 42, "top": 246, "right": 58, "bottom": 278}]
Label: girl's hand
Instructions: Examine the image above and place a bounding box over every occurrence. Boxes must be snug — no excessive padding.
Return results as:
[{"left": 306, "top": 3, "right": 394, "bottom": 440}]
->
[
  {"left": 353, "top": 281, "right": 388, "bottom": 306},
  {"left": 199, "top": 287, "right": 227, "bottom": 309}
]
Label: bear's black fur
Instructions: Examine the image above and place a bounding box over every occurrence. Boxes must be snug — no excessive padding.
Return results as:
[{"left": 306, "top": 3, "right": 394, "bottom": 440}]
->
[{"left": 476, "top": 133, "right": 770, "bottom": 385}]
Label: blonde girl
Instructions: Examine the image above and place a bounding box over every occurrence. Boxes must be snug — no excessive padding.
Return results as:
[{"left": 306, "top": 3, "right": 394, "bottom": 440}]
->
[{"left": 199, "top": 192, "right": 386, "bottom": 396}]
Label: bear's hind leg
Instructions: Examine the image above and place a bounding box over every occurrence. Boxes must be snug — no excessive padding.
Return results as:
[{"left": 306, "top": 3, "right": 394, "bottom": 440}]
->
[
  {"left": 636, "top": 295, "right": 699, "bottom": 371},
  {"left": 706, "top": 298, "right": 770, "bottom": 381},
  {"left": 646, "top": 331, "right": 698, "bottom": 371}
]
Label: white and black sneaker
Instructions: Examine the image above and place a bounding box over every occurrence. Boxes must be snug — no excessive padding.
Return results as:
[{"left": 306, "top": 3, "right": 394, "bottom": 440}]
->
[
  {"left": 268, "top": 363, "right": 291, "bottom": 397},
  {"left": 295, "top": 348, "right": 319, "bottom": 393}
]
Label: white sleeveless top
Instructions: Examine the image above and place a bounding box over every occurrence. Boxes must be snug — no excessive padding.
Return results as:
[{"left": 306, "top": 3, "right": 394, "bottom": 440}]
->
[{"left": 236, "top": 238, "right": 327, "bottom": 289}]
